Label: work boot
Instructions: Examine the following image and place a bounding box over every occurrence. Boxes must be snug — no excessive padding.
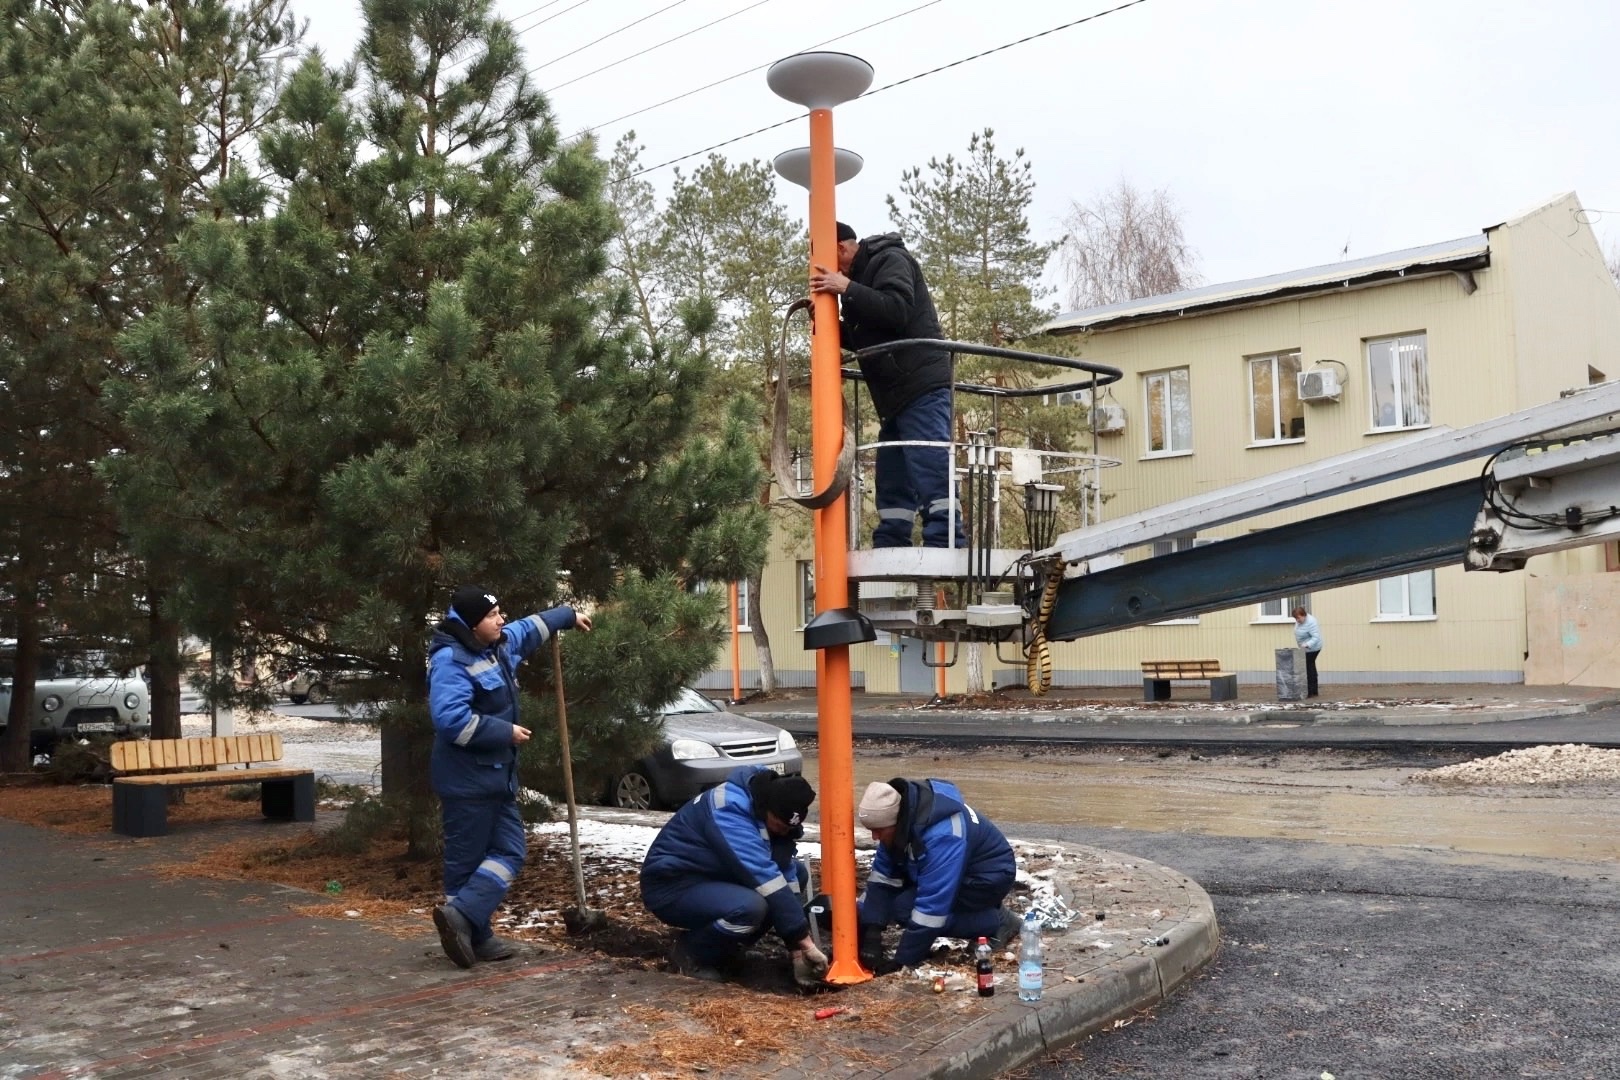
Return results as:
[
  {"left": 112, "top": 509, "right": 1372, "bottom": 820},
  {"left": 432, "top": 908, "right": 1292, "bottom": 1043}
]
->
[
  {"left": 857, "top": 924, "right": 885, "bottom": 971},
  {"left": 432, "top": 903, "right": 478, "bottom": 970},
  {"left": 990, "top": 907, "right": 1023, "bottom": 950},
  {"left": 475, "top": 935, "right": 517, "bottom": 962},
  {"left": 669, "top": 935, "right": 726, "bottom": 983}
]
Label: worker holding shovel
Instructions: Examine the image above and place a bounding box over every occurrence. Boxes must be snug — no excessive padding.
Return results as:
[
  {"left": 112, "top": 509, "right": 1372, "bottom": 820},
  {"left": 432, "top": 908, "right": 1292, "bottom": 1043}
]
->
[{"left": 427, "top": 585, "right": 590, "bottom": 970}]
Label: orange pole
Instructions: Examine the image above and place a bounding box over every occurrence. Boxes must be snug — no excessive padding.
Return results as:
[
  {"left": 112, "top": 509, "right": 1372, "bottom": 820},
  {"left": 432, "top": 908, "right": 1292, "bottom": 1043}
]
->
[
  {"left": 807, "top": 106, "right": 868, "bottom": 984},
  {"left": 936, "top": 586, "right": 947, "bottom": 699},
  {"left": 729, "top": 582, "right": 742, "bottom": 703}
]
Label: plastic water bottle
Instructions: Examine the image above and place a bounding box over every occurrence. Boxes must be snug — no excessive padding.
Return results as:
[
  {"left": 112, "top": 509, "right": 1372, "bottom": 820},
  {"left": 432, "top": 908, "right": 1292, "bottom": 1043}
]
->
[
  {"left": 1017, "top": 911, "right": 1044, "bottom": 1002},
  {"left": 975, "top": 936, "right": 995, "bottom": 997}
]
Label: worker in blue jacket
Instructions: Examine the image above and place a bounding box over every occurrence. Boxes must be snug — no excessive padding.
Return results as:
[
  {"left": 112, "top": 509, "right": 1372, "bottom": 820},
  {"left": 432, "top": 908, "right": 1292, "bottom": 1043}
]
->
[
  {"left": 427, "top": 584, "right": 590, "bottom": 969},
  {"left": 855, "top": 777, "right": 1020, "bottom": 972},
  {"left": 640, "top": 766, "right": 830, "bottom": 986}
]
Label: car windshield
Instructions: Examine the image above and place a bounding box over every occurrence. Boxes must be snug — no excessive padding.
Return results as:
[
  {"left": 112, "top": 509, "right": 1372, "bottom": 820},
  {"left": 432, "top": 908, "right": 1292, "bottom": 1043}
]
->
[
  {"left": 0, "top": 652, "right": 109, "bottom": 680},
  {"left": 660, "top": 687, "right": 722, "bottom": 715}
]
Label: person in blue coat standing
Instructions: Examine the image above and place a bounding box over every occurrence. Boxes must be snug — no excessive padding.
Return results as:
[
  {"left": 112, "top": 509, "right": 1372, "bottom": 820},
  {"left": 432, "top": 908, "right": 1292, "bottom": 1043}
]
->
[
  {"left": 1292, "top": 606, "right": 1324, "bottom": 698},
  {"left": 640, "top": 766, "right": 830, "bottom": 986},
  {"left": 856, "top": 777, "right": 1020, "bottom": 973},
  {"left": 427, "top": 584, "right": 590, "bottom": 969}
]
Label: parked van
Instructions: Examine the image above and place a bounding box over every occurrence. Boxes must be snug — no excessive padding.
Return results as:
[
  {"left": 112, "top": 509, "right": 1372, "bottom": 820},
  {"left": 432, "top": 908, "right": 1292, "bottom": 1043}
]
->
[{"left": 0, "top": 642, "right": 151, "bottom": 752}]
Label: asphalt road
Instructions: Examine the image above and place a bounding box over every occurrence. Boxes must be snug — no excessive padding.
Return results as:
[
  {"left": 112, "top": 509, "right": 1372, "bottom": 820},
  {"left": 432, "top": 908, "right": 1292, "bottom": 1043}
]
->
[{"left": 1013, "top": 825, "right": 1620, "bottom": 1080}]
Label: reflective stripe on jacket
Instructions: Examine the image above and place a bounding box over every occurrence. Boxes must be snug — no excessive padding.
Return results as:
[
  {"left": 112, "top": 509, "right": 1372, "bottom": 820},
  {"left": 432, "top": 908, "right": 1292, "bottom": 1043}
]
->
[{"left": 427, "top": 607, "right": 575, "bottom": 800}]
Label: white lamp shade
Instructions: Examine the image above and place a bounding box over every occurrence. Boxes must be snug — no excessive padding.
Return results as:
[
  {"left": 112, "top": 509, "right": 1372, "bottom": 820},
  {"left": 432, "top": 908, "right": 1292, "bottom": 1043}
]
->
[
  {"left": 766, "top": 51, "right": 874, "bottom": 109},
  {"left": 773, "top": 147, "right": 864, "bottom": 189}
]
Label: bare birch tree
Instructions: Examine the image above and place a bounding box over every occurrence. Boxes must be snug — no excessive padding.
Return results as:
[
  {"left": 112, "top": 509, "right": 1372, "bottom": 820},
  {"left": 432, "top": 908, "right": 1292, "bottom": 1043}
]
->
[{"left": 1059, "top": 180, "right": 1201, "bottom": 309}]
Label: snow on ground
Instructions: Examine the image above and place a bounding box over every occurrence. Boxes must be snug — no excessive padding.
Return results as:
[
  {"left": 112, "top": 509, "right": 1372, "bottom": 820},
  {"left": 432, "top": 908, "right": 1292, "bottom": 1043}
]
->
[
  {"left": 529, "top": 816, "right": 871, "bottom": 868},
  {"left": 1414, "top": 743, "right": 1620, "bottom": 785}
]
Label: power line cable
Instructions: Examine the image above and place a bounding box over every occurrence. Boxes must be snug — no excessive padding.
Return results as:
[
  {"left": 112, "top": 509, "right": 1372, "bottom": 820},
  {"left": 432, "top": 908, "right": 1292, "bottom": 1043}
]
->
[
  {"left": 504, "top": 0, "right": 575, "bottom": 25},
  {"left": 513, "top": 0, "right": 601, "bottom": 34},
  {"left": 444, "top": 0, "right": 603, "bottom": 72},
  {"left": 540, "top": 0, "right": 781, "bottom": 92},
  {"left": 575, "top": 0, "right": 947, "bottom": 139},
  {"left": 528, "top": 0, "right": 698, "bottom": 73},
  {"left": 625, "top": 0, "right": 1151, "bottom": 177}
]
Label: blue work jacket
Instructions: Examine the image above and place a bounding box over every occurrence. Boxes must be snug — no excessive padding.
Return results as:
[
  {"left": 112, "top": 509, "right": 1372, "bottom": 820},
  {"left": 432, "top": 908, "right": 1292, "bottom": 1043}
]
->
[
  {"left": 427, "top": 606, "right": 576, "bottom": 800},
  {"left": 867, "top": 778, "right": 1015, "bottom": 966},
  {"left": 640, "top": 765, "right": 810, "bottom": 945}
]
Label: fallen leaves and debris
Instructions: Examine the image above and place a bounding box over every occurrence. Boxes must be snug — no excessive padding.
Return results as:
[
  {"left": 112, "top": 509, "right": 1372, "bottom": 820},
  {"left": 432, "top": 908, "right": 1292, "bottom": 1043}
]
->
[
  {"left": 0, "top": 781, "right": 265, "bottom": 834},
  {"left": 583, "top": 991, "right": 903, "bottom": 1078},
  {"left": 1412, "top": 743, "right": 1620, "bottom": 786}
]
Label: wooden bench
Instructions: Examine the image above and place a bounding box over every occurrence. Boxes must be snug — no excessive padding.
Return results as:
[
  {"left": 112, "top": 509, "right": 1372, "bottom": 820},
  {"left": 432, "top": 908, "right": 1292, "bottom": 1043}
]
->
[
  {"left": 110, "top": 734, "right": 315, "bottom": 838},
  {"left": 1141, "top": 659, "right": 1238, "bottom": 702}
]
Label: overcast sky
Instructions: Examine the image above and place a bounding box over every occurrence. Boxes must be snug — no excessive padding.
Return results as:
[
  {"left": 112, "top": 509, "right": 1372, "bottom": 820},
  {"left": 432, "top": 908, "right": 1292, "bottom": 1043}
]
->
[{"left": 300, "top": 0, "right": 1620, "bottom": 308}]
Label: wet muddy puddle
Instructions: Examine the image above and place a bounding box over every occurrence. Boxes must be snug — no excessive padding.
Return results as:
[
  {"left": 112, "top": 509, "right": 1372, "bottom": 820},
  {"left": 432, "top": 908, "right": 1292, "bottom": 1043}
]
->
[{"left": 801, "top": 745, "right": 1620, "bottom": 862}]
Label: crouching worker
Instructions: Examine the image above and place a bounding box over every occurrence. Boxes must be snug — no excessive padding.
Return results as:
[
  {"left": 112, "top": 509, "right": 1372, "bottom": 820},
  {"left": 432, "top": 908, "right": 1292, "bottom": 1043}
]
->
[
  {"left": 428, "top": 585, "right": 591, "bottom": 969},
  {"left": 856, "top": 778, "right": 1020, "bottom": 974},
  {"left": 640, "top": 767, "right": 830, "bottom": 987}
]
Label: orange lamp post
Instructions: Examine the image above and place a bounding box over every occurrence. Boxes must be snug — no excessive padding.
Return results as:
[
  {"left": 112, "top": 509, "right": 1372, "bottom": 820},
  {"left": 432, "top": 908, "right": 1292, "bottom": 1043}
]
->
[{"left": 768, "top": 50, "right": 876, "bottom": 985}]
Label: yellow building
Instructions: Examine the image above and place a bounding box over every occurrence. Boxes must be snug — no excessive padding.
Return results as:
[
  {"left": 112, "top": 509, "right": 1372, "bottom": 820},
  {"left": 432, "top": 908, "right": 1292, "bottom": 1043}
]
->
[{"left": 703, "top": 193, "right": 1620, "bottom": 693}]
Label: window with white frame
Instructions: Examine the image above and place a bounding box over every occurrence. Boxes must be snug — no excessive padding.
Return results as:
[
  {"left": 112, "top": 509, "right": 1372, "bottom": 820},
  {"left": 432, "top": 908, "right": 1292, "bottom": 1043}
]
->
[
  {"left": 1257, "top": 593, "right": 1312, "bottom": 622},
  {"left": 1150, "top": 536, "right": 1209, "bottom": 624},
  {"left": 1367, "top": 333, "right": 1430, "bottom": 430},
  {"left": 699, "top": 579, "right": 752, "bottom": 629},
  {"left": 1249, "top": 351, "right": 1305, "bottom": 443},
  {"left": 1375, "top": 570, "right": 1436, "bottom": 619},
  {"left": 1144, "top": 368, "right": 1193, "bottom": 455},
  {"left": 796, "top": 560, "right": 815, "bottom": 627},
  {"left": 792, "top": 448, "right": 813, "bottom": 497}
]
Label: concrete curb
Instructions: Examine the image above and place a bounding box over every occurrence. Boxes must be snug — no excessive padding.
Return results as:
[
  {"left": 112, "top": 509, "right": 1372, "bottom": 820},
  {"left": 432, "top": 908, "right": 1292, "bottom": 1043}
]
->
[
  {"left": 908, "top": 844, "right": 1221, "bottom": 1080},
  {"left": 749, "top": 696, "right": 1620, "bottom": 736}
]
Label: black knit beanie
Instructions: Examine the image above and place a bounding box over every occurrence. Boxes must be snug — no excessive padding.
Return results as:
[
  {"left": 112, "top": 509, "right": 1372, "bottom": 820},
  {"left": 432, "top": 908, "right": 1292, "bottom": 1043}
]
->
[
  {"left": 450, "top": 585, "right": 498, "bottom": 627},
  {"left": 751, "top": 773, "right": 816, "bottom": 827}
]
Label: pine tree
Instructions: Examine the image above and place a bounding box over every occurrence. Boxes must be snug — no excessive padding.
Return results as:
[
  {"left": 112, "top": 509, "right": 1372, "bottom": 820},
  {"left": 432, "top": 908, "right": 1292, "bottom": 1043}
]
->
[
  {"left": 885, "top": 130, "right": 1072, "bottom": 693},
  {"left": 0, "top": 0, "right": 299, "bottom": 768},
  {"left": 108, "top": 0, "right": 765, "bottom": 844},
  {"left": 604, "top": 144, "right": 807, "bottom": 694}
]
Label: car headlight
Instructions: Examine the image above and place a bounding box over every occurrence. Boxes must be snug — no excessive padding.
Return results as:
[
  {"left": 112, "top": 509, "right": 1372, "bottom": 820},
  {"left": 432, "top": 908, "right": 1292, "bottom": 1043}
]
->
[
  {"left": 41, "top": 694, "right": 63, "bottom": 713},
  {"left": 776, "top": 730, "right": 797, "bottom": 753},
  {"left": 124, "top": 692, "right": 141, "bottom": 710},
  {"left": 669, "top": 738, "right": 719, "bottom": 761}
]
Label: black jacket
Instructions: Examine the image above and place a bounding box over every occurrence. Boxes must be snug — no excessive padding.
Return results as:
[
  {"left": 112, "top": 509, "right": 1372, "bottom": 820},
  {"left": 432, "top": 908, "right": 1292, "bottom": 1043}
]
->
[{"left": 841, "top": 234, "right": 952, "bottom": 421}]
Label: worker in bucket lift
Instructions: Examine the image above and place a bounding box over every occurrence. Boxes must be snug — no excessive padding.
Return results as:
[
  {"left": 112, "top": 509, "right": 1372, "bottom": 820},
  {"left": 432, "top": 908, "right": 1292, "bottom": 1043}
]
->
[
  {"left": 855, "top": 778, "right": 1021, "bottom": 973},
  {"left": 810, "top": 222, "right": 966, "bottom": 549},
  {"left": 427, "top": 585, "right": 591, "bottom": 969},
  {"left": 640, "top": 767, "right": 830, "bottom": 987}
]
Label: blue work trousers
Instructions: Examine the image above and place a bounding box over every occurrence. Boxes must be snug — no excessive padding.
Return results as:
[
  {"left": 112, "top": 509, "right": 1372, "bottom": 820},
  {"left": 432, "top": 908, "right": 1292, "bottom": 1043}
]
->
[
  {"left": 441, "top": 796, "right": 526, "bottom": 945},
  {"left": 642, "top": 861, "right": 808, "bottom": 968},
  {"left": 859, "top": 878, "right": 1010, "bottom": 944},
  {"left": 874, "top": 387, "right": 965, "bottom": 549}
]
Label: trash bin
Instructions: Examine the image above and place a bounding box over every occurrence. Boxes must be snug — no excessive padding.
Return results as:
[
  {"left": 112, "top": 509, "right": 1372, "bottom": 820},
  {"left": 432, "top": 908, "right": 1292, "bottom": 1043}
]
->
[{"left": 1275, "top": 647, "right": 1307, "bottom": 701}]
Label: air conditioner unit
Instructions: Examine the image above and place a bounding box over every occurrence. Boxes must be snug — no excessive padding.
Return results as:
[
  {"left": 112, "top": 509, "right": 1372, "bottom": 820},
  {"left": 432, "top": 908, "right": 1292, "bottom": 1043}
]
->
[
  {"left": 1093, "top": 403, "right": 1127, "bottom": 434},
  {"left": 1297, "top": 368, "right": 1343, "bottom": 403}
]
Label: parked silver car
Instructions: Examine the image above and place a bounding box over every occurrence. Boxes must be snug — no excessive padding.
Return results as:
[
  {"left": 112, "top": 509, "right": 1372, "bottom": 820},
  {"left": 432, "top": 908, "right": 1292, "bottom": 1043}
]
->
[
  {"left": 607, "top": 687, "right": 803, "bottom": 810},
  {"left": 0, "top": 644, "right": 150, "bottom": 751}
]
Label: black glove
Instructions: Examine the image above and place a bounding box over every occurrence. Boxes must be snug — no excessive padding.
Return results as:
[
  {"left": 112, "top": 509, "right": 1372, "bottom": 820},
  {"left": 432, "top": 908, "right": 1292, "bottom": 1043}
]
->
[
  {"left": 858, "top": 925, "right": 884, "bottom": 970},
  {"left": 872, "top": 953, "right": 903, "bottom": 976}
]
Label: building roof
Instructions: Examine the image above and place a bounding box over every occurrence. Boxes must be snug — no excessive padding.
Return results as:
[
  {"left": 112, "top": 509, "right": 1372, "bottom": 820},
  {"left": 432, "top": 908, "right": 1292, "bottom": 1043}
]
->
[{"left": 1044, "top": 233, "right": 1492, "bottom": 335}]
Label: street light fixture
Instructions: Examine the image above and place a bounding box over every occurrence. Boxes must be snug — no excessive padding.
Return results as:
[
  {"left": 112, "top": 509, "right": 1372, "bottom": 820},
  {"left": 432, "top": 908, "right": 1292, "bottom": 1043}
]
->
[{"left": 768, "top": 49, "right": 876, "bottom": 986}]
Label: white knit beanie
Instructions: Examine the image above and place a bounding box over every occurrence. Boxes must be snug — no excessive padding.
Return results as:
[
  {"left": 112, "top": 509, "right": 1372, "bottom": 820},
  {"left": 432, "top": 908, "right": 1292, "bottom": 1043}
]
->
[{"left": 858, "top": 781, "right": 901, "bottom": 829}]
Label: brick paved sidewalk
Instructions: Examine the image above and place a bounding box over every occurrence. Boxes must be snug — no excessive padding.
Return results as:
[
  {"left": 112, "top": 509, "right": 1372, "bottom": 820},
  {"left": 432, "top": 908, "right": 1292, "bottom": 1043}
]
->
[{"left": 0, "top": 816, "right": 1215, "bottom": 1079}]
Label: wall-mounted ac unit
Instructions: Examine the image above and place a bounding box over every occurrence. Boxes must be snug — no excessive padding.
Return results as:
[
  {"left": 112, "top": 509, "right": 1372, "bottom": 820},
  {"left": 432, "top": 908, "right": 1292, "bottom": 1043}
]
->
[
  {"left": 1297, "top": 368, "right": 1343, "bottom": 403},
  {"left": 1093, "top": 403, "right": 1127, "bottom": 434},
  {"left": 1042, "top": 389, "right": 1087, "bottom": 407}
]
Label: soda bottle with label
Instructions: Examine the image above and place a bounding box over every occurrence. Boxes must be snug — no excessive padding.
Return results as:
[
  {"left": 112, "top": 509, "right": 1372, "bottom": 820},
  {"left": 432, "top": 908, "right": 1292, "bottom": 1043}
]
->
[
  {"left": 975, "top": 936, "right": 994, "bottom": 997},
  {"left": 1017, "top": 911, "right": 1044, "bottom": 1002}
]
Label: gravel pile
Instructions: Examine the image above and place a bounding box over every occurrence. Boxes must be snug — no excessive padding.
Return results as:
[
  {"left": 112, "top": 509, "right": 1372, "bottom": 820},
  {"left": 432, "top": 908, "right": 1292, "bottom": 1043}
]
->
[{"left": 1415, "top": 743, "right": 1620, "bottom": 786}]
